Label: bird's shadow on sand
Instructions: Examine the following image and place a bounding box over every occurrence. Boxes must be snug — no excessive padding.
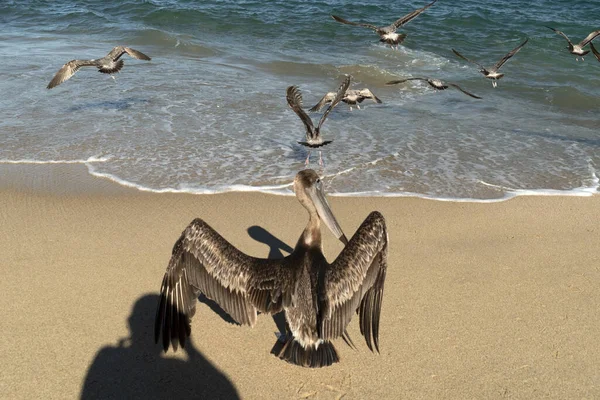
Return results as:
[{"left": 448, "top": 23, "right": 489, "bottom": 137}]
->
[
  {"left": 80, "top": 294, "right": 241, "bottom": 400},
  {"left": 67, "top": 97, "right": 148, "bottom": 112}
]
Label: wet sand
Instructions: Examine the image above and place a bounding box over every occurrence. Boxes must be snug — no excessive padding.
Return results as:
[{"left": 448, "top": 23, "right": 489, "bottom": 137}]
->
[{"left": 1, "top": 164, "right": 599, "bottom": 399}]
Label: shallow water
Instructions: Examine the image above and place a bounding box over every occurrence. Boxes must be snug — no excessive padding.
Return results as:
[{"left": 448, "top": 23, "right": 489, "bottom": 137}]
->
[{"left": 1, "top": 0, "right": 599, "bottom": 200}]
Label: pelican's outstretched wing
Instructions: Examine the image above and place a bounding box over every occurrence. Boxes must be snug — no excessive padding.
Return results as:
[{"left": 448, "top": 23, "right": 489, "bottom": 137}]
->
[
  {"left": 546, "top": 26, "right": 573, "bottom": 46},
  {"left": 317, "top": 75, "right": 351, "bottom": 131},
  {"left": 106, "top": 45, "right": 152, "bottom": 61},
  {"left": 320, "top": 211, "right": 388, "bottom": 352},
  {"left": 287, "top": 85, "right": 316, "bottom": 139},
  {"left": 331, "top": 15, "right": 379, "bottom": 31},
  {"left": 580, "top": 30, "right": 600, "bottom": 47},
  {"left": 452, "top": 48, "right": 486, "bottom": 71},
  {"left": 155, "top": 218, "right": 294, "bottom": 352},
  {"left": 494, "top": 38, "right": 528, "bottom": 70},
  {"left": 590, "top": 42, "right": 600, "bottom": 62},
  {"left": 47, "top": 59, "right": 96, "bottom": 89},
  {"left": 448, "top": 83, "right": 482, "bottom": 99},
  {"left": 389, "top": 0, "right": 437, "bottom": 30},
  {"left": 308, "top": 92, "right": 336, "bottom": 112}
]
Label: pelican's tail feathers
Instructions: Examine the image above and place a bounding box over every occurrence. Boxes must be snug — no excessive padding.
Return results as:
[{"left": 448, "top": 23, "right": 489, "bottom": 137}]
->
[{"left": 277, "top": 337, "right": 339, "bottom": 368}]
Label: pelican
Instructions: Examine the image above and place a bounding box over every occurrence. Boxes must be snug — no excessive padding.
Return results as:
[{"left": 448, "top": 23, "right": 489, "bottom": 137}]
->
[
  {"left": 154, "top": 169, "right": 389, "bottom": 368},
  {"left": 546, "top": 27, "right": 600, "bottom": 61},
  {"left": 386, "top": 77, "right": 482, "bottom": 99},
  {"left": 309, "top": 88, "right": 382, "bottom": 112},
  {"left": 452, "top": 38, "right": 528, "bottom": 88},
  {"left": 288, "top": 76, "right": 351, "bottom": 167},
  {"left": 47, "top": 46, "right": 151, "bottom": 89},
  {"left": 331, "top": 0, "right": 437, "bottom": 49}
]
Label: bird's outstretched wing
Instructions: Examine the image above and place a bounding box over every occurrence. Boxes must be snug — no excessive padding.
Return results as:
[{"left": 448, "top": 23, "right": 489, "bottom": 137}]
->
[
  {"left": 389, "top": 0, "right": 438, "bottom": 30},
  {"left": 579, "top": 30, "right": 600, "bottom": 47},
  {"left": 47, "top": 59, "right": 96, "bottom": 89},
  {"left": 358, "top": 88, "right": 382, "bottom": 103},
  {"left": 106, "top": 46, "right": 152, "bottom": 61},
  {"left": 546, "top": 26, "right": 573, "bottom": 46},
  {"left": 308, "top": 92, "right": 336, "bottom": 112},
  {"left": 448, "top": 83, "right": 482, "bottom": 99},
  {"left": 386, "top": 77, "right": 427, "bottom": 85},
  {"left": 317, "top": 75, "right": 351, "bottom": 131},
  {"left": 331, "top": 15, "right": 379, "bottom": 31},
  {"left": 155, "top": 218, "right": 295, "bottom": 352},
  {"left": 494, "top": 38, "right": 528, "bottom": 70},
  {"left": 287, "top": 85, "right": 316, "bottom": 139},
  {"left": 319, "top": 211, "right": 388, "bottom": 352},
  {"left": 452, "top": 48, "right": 486, "bottom": 71},
  {"left": 590, "top": 42, "right": 600, "bottom": 62}
]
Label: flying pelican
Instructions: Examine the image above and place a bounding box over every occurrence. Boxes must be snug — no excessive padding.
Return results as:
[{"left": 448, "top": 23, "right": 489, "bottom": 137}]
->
[
  {"left": 154, "top": 169, "right": 389, "bottom": 368},
  {"left": 309, "top": 88, "right": 382, "bottom": 112},
  {"left": 452, "top": 38, "right": 529, "bottom": 88},
  {"left": 331, "top": 0, "right": 437, "bottom": 49},
  {"left": 47, "top": 46, "right": 151, "bottom": 89},
  {"left": 386, "top": 77, "right": 482, "bottom": 99},
  {"left": 288, "top": 76, "right": 351, "bottom": 166},
  {"left": 546, "top": 27, "right": 600, "bottom": 61}
]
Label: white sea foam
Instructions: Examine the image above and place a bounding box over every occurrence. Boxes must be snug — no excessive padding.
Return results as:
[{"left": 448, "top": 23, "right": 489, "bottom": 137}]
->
[{"left": 0, "top": 155, "right": 111, "bottom": 164}]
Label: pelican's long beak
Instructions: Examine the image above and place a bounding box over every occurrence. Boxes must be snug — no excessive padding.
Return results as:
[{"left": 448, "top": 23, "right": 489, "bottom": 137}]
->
[{"left": 310, "top": 182, "right": 348, "bottom": 245}]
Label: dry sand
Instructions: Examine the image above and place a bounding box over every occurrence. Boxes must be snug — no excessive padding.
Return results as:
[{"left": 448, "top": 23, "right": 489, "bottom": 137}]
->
[{"left": 1, "top": 164, "right": 599, "bottom": 399}]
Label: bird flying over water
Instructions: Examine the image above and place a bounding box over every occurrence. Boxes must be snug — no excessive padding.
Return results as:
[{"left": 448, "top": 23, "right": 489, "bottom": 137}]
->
[
  {"left": 386, "top": 77, "right": 482, "bottom": 99},
  {"left": 155, "top": 169, "right": 389, "bottom": 368},
  {"left": 309, "top": 88, "right": 382, "bottom": 112},
  {"left": 47, "top": 46, "right": 151, "bottom": 89},
  {"left": 331, "top": 0, "right": 437, "bottom": 49},
  {"left": 452, "top": 38, "right": 528, "bottom": 88},
  {"left": 287, "top": 75, "right": 351, "bottom": 166},
  {"left": 546, "top": 27, "right": 600, "bottom": 61}
]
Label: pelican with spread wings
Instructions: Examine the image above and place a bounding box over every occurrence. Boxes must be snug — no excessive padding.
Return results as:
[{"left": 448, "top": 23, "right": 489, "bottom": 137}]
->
[
  {"left": 331, "top": 0, "right": 437, "bottom": 49},
  {"left": 155, "top": 169, "right": 389, "bottom": 368},
  {"left": 47, "top": 46, "right": 151, "bottom": 89}
]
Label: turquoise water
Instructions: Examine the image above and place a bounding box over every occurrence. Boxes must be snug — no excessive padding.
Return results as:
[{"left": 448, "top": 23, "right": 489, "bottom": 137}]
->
[{"left": 1, "top": 0, "right": 599, "bottom": 199}]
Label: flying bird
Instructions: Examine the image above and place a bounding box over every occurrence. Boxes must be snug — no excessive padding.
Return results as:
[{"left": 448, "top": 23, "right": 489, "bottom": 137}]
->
[
  {"left": 47, "top": 46, "right": 151, "bottom": 89},
  {"left": 386, "top": 77, "right": 482, "bottom": 99},
  {"left": 331, "top": 0, "right": 437, "bottom": 49},
  {"left": 155, "top": 169, "right": 389, "bottom": 368},
  {"left": 546, "top": 27, "right": 600, "bottom": 61},
  {"left": 287, "top": 76, "right": 351, "bottom": 166},
  {"left": 309, "top": 88, "right": 382, "bottom": 112},
  {"left": 452, "top": 38, "right": 528, "bottom": 88}
]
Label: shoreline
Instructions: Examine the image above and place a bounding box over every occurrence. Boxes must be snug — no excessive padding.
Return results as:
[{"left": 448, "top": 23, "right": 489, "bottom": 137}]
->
[
  {"left": 2, "top": 163, "right": 600, "bottom": 399},
  {"left": 1, "top": 162, "right": 598, "bottom": 202}
]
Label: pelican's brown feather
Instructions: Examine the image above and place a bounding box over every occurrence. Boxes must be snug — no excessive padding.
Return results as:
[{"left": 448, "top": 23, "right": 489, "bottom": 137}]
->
[
  {"left": 155, "top": 218, "right": 295, "bottom": 352},
  {"left": 320, "top": 211, "right": 388, "bottom": 352}
]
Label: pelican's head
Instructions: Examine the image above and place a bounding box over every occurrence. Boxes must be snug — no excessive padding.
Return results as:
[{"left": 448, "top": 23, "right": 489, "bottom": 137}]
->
[{"left": 294, "top": 169, "right": 348, "bottom": 245}]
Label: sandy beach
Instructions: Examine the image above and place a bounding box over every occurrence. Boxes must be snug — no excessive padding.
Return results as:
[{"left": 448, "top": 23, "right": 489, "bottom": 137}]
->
[{"left": 1, "top": 164, "right": 599, "bottom": 399}]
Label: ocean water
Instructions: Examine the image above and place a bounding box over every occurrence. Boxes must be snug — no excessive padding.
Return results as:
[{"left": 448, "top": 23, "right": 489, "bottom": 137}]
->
[{"left": 1, "top": 0, "right": 599, "bottom": 200}]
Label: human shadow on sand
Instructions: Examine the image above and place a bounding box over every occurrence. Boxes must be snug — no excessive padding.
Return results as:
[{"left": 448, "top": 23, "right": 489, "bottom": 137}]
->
[{"left": 80, "top": 294, "right": 240, "bottom": 400}]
